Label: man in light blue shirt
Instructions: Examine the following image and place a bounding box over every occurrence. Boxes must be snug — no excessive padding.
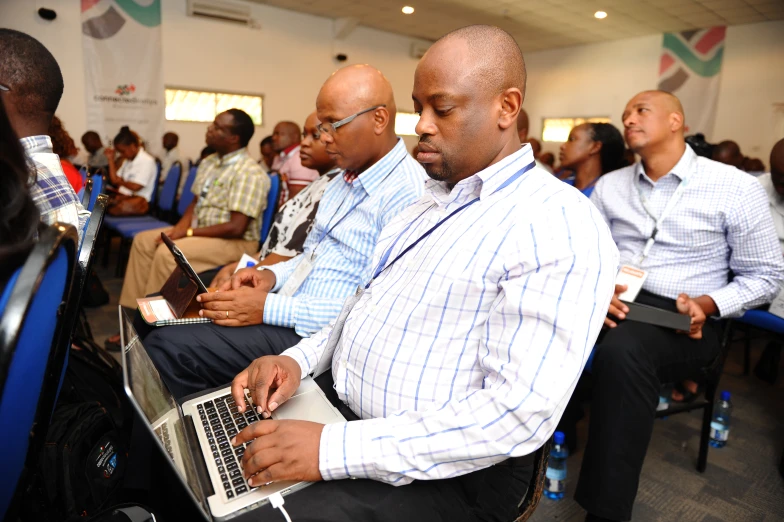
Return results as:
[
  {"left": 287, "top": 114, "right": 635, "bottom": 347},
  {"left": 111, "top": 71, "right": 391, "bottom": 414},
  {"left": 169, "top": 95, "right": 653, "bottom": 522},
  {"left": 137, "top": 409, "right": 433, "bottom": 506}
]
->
[{"left": 144, "top": 65, "right": 425, "bottom": 399}]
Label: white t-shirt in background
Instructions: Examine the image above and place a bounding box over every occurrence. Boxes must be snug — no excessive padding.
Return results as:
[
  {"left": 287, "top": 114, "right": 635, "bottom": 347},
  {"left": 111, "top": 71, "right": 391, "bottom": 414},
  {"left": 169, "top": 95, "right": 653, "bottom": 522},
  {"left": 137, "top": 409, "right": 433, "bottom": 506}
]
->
[{"left": 117, "top": 147, "right": 157, "bottom": 202}]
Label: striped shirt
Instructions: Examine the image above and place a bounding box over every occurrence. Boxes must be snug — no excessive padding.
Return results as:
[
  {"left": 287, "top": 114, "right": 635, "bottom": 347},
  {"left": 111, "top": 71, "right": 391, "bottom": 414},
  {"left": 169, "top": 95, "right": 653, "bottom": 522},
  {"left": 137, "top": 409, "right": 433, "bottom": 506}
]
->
[
  {"left": 192, "top": 148, "right": 270, "bottom": 242},
  {"left": 590, "top": 145, "right": 784, "bottom": 317},
  {"left": 281, "top": 145, "right": 619, "bottom": 484},
  {"left": 22, "top": 136, "right": 90, "bottom": 241},
  {"left": 264, "top": 138, "right": 426, "bottom": 336}
]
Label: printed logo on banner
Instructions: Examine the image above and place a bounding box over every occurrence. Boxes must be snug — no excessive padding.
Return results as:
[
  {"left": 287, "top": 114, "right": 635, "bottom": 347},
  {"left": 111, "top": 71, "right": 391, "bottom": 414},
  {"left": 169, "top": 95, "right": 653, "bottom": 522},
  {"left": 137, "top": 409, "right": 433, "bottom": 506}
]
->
[{"left": 115, "top": 84, "right": 136, "bottom": 96}]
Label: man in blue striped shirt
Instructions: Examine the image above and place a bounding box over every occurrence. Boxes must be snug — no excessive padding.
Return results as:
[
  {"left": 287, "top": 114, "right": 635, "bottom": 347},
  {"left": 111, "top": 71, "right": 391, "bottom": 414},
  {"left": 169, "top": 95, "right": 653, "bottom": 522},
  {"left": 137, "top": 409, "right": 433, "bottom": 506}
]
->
[
  {"left": 225, "top": 25, "right": 618, "bottom": 522},
  {"left": 144, "top": 65, "right": 425, "bottom": 399}
]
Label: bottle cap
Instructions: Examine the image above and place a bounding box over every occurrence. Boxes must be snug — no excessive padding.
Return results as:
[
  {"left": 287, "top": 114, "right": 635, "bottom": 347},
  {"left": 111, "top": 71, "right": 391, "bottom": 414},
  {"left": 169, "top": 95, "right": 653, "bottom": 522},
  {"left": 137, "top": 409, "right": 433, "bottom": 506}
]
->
[
  {"left": 554, "top": 431, "right": 565, "bottom": 445},
  {"left": 721, "top": 390, "right": 731, "bottom": 401}
]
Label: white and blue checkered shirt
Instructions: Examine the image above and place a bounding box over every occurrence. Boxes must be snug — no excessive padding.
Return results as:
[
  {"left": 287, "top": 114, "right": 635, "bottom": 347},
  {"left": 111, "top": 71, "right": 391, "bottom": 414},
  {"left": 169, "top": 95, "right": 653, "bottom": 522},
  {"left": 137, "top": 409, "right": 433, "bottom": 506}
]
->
[
  {"left": 282, "top": 145, "right": 619, "bottom": 484},
  {"left": 264, "top": 139, "right": 426, "bottom": 336},
  {"left": 590, "top": 145, "right": 784, "bottom": 317},
  {"left": 22, "top": 136, "right": 90, "bottom": 241}
]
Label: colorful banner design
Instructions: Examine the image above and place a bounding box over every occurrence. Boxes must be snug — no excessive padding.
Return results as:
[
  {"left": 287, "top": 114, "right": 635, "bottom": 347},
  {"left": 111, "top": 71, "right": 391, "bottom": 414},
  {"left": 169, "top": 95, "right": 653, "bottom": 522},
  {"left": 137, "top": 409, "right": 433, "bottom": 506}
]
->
[
  {"left": 657, "top": 27, "right": 726, "bottom": 138},
  {"left": 81, "top": 0, "right": 164, "bottom": 149}
]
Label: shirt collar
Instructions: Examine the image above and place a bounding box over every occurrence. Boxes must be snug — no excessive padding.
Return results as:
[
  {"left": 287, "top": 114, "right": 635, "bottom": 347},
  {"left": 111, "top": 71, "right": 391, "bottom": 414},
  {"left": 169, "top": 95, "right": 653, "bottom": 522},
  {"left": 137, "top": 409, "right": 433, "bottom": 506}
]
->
[
  {"left": 212, "top": 147, "right": 248, "bottom": 167},
  {"left": 636, "top": 144, "right": 696, "bottom": 183},
  {"left": 20, "top": 135, "right": 53, "bottom": 155},
  {"left": 282, "top": 143, "right": 299, "bottom": 156},
  {"left": 424, "top": 143, "right": 535, "bottom": 205},
  {"left": 324, "top": 166, "right": 342, "bottom": 179},
  {"left": 350, "top": 138, "right": 408, "bottom": 197}
]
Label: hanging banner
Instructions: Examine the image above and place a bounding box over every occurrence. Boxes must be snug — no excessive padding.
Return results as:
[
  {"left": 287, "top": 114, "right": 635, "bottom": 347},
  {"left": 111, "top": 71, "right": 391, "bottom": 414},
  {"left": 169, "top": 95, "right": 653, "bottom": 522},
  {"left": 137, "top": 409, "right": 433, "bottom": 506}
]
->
[
  {"left": 657, "top": 27, "right": 726, "bottom": 138},
  {"left": 81, "top": 0, "right": 164, "bottom": 149}
]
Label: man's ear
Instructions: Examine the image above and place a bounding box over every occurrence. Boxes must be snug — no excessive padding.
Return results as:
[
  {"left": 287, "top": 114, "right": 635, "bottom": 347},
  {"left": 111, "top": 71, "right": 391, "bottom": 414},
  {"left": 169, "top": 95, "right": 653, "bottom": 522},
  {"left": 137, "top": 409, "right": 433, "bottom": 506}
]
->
[
  {"left": 373, "top": 106, "right": 391, "bottom": 136},
  {"left": 669, "top": 111, "right": 684, "bottom": 133},
  {"left": 498, "top": 88, "right": 523, "bottom": 131}
]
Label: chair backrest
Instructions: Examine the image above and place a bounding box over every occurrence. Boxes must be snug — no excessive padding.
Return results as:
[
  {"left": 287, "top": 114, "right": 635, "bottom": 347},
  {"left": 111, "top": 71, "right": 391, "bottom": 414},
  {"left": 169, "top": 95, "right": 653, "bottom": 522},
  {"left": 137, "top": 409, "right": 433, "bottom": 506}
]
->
[
  {"left": 515, "top": 441, "right": 551, "bottom": 522},
  {"left": 0, "top": 224, "right": 78, "bottom": 520},
  {"left": 80, "top": 177, "right": 93, "bottom": 208},
  {"left": 177, "top": 165, "right": 199, "bottom": 215},
  {"left": 79, "top": 166, "right": 88, "bottom": 184},
  {"left": 158, "top": 161, "right": 182, "bottom": 212},
  {"left": 75, "top": 194, "right": 109, "bottom": 313},
  {"left": 87, "top": 173, "right": 104, "bottom": 212},
  {"left": 150, "top": 162, "right": 162, "bottom": 210},
  {"left": 260, "top": 173, "right": 280, "bottom": 245}
]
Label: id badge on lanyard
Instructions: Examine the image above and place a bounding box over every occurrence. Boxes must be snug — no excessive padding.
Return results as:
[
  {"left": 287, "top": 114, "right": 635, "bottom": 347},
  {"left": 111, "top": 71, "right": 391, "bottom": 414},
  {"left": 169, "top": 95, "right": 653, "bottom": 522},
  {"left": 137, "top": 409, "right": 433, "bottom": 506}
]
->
[{"left": 277, "top": 251, "right": 316, "bottom": 297}]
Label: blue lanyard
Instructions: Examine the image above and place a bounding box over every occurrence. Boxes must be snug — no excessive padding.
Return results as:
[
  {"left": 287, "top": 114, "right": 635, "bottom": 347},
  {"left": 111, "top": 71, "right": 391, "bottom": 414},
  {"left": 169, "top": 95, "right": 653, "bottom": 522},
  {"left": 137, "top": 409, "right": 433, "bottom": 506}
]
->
[{"left": 366, "top": 160, "right": 535, "bottom": 289}]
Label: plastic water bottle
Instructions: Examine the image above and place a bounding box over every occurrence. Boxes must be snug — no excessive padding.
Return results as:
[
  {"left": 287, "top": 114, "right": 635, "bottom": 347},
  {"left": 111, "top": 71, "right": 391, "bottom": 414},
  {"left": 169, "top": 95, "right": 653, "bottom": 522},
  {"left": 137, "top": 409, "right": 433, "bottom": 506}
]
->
[
  {"left": 709, "top": 391, "right": 732, "bottom": 448},
  {"left": 544, "top": 431, "right": 568, "bottom": 500}
]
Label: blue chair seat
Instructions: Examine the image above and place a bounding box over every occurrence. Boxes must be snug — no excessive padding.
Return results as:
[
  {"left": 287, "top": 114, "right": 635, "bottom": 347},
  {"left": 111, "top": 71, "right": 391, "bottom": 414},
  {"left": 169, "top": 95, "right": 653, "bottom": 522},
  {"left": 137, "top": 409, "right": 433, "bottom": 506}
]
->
[{"left": 735, "top": 309, "right": 784, "bottom": 334}]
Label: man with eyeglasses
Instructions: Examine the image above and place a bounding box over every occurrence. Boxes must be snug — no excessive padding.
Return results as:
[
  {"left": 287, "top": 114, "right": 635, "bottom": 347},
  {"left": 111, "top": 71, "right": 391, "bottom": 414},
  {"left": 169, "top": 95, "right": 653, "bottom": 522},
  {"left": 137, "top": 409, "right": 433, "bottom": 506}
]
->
[
  {"left": 0, "top": 29, "right": 90, "bottom": 241},
  {"left": 142, "top": 65, "right": 425, "bottom": 399}
]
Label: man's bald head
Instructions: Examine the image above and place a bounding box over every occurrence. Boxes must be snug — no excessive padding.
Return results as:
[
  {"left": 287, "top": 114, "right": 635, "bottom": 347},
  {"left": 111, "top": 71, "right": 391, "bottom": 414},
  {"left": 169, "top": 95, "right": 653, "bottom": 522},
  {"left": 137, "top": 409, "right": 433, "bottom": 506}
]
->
[
  {"left": 272, "top": 121, "right": 301, "bottom": 152},
  {"left": 413, "top": 25, "right": 526, "bottom": 185},
  {"left": 622, "top": 90, "right": 687, "bottom": 159},
  {"left": 517, "top": 108, "right": 529, "bottom": 142},
  {"left": 712, "top": 140, "right": 743, "bottom": 169},
  {"left": 316, "top": 64, "right": 399, "bottom": 172}
]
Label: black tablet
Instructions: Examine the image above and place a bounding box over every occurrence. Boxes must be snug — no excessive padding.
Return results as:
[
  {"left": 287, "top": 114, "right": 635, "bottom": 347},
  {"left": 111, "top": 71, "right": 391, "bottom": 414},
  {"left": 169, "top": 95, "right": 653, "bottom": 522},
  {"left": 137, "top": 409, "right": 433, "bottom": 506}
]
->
[{"left": 160, "top": 233, "right": 209, "bottom": 295}]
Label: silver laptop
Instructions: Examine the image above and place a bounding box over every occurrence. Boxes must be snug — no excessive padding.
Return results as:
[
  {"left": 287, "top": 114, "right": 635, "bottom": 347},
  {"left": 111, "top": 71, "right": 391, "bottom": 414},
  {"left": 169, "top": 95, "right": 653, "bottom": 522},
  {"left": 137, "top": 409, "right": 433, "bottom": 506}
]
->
[{"left": 119, "top": 307, "right": 345, "bottom": 521}]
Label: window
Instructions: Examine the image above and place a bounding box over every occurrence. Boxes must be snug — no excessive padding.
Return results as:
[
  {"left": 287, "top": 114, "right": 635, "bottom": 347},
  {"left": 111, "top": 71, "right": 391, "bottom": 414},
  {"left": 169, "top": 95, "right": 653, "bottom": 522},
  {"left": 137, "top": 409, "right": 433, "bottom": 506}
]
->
[
  {"left": 395, "top": 112, "right": 419, "bottom": 136},
  {"left": 165, "top": 88, "right": 263, "bottom": 125},
  {"left": 542, "top": 117, "right": 611, "bottom": 142}
]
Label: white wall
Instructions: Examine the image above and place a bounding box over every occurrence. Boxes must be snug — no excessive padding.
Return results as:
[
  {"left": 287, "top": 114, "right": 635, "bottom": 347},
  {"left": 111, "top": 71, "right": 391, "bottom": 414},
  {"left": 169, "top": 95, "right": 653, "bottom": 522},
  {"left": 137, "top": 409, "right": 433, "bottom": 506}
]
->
[
  {"left": 0, "top": 0, "right": 427, "bottom": 161},
  {"left": 524, "top": 20, "right": 784, "bottom": 166},
  {"left": 2, "top": 1, "right": 782, "bottom": 165}
]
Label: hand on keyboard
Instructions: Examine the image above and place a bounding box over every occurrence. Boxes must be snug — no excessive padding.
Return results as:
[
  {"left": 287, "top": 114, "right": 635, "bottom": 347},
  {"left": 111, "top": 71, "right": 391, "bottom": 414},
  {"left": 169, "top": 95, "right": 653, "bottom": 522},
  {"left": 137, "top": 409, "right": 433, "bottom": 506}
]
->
[{"left": 231, "top": 355, "right": 302, "bottom": 419}]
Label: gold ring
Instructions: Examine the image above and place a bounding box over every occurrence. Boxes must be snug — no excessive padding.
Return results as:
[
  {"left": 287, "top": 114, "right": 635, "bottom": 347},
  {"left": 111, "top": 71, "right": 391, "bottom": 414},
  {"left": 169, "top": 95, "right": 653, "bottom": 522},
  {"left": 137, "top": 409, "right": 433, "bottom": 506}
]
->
[{"left": 226, "top": 310, "right": 229, "bottom": 319}]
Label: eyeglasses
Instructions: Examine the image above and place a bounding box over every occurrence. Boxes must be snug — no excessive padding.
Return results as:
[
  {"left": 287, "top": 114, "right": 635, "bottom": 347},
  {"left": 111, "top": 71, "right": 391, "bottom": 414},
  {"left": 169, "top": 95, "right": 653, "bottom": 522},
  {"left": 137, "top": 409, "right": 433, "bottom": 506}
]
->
[{"left": 317, "top": 105, "right": 386, "bottom": 137}]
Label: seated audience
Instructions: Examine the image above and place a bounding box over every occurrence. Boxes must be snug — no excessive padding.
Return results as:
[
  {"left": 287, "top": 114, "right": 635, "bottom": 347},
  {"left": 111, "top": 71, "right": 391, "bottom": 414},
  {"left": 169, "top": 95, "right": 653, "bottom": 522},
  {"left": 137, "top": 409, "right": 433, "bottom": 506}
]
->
[
  {"left": 207, "top": 111, "right": 341, "bottom": 288},
  {"left": 712, "top": 139, "right": 743, "bottom": 168},
  {"left": 0, "top": 28, "right": 89, "bottom": 240},
  {"left": 558, "top": 122, "right": 626, "bottom": 197},
  {"left": 159, "top": 131, "right": 180, "bottom": 182},
  {"left": 258, "top": 135, "right": 275, "bottom": 173},
  {"left": 574, "top": 90, "right": 784, "bottom": 522},
  {"left": 104, "top": 126, "right": 157, "bottom": 216},
  {"left": 81, "top": 130, "right": 109, "bottom": 169},
  {"left": 516, "top": 108, "right": 551, "bottom": 172},
  {"left": 540, "top": 150, "right": 555, "bottom": 170},
  {"left": 272, "top": 121, "right": 319, "bottom": 202},
  {"left": 142, "top": 64, "right": 425, "bottom": 399},
  {"left": 225, "top": 26, "right": 618, "bottom": 521},
  {"left": 0, "top": 96, "right": 40, "bottom": 293},
  {"left": 742, "top": 156, "right": 765, "bottom": 174},
  {"left": 116, "top": 108, "right": 269, "bottom": 316},
  {"left": 48, "top": 115, "right": 83, "bottom": 193}
]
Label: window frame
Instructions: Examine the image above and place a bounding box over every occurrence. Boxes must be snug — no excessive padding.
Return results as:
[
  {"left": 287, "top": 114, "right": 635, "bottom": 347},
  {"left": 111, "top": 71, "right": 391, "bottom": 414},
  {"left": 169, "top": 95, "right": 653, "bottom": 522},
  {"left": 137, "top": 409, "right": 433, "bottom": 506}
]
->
[
  {"left": 541, "top": 116, "right": 612, "bottom": 143},
  {"left": 164, "top": 86, "right": 264, "bottom": 126}
]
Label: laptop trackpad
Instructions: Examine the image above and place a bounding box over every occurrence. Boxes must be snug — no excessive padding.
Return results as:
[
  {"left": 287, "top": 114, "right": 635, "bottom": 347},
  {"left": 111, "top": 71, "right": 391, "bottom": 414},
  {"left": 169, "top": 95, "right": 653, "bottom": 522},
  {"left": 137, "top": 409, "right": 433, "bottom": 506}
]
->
[{"left": 272, "top": 392, "right": 343, "bottom": 424}]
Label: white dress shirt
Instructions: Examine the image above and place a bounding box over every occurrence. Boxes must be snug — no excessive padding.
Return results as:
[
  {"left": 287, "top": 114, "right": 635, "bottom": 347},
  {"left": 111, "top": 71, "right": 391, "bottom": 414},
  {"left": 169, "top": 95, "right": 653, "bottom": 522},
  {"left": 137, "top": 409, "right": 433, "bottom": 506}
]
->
[
  {"left": 159, "top": 146, "right": 181, "bottom": 182},
  {"left": 756, "top": 172, "right": 784, "bottom": 254},
  {"left": 590, "top": 145, "right": 784, "bottom": 317},
  {"left": 117, "top": 147, "right": 157, "bottom": 202},
  {"left": 282, "top": 145, "right": 619, "bottom": 484}
]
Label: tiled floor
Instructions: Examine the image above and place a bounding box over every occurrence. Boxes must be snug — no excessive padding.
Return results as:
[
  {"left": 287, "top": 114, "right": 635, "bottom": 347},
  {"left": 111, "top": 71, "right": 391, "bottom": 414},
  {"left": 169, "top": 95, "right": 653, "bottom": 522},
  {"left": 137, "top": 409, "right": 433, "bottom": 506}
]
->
[{"left": 87, "top": 244, "right": 784, "bottom": 521}]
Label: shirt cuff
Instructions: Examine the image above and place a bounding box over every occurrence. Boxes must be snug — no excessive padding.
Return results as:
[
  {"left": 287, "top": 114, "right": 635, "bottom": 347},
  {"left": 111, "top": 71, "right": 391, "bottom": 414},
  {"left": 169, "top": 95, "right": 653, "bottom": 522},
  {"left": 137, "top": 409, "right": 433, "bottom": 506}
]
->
[
  {"left": 263, "top": 292, "right": 297, "bottom": 328},
  {"left": 118, "top": 186, "right": 134, "bottom": 196},
  {"left": 706, "top": 287, "right": 742, "bottom": 318},
  {"left": 319, "top": 421, "right": 367, "bottom": 481},
  {"left": 264, "top": 266, "right": 286, "bottom": 292}
]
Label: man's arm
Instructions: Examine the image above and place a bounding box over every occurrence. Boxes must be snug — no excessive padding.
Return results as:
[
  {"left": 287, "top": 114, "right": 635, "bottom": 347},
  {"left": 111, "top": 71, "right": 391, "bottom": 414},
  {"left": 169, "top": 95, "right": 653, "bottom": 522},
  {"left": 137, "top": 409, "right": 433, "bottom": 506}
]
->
[
  {"left": 707, "top": 180, "right": 784, "bottom": 316},
  {"left": 317, "top": 204, "right": 619, "bottom": 484}
]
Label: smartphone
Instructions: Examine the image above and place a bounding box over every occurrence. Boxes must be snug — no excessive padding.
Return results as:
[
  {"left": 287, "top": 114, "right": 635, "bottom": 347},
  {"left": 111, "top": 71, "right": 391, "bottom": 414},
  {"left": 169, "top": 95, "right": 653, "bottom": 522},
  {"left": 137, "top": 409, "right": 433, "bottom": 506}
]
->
[{"left": 160, "top": 233, "right": 209, "bottom": 294}]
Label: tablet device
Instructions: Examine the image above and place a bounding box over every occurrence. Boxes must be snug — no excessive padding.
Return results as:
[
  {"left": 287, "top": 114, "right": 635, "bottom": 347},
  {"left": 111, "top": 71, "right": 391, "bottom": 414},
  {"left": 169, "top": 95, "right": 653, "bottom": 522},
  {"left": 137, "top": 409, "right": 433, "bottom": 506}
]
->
[
  {"left": 161, "top": 233, "right": 209, "bottom": 295},
  {"left": 621, "top": 300, "right": 691, "bottom": 331}
]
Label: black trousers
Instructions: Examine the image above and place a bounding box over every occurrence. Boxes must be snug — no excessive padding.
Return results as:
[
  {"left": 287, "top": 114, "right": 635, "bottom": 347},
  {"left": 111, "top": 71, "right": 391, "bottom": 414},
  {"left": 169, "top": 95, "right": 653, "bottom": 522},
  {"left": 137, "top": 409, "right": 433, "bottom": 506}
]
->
[
  {"left": 142, "top": 319, "right": 302, "bottom": 400},
  {"left": 574, "top": 292, "right": 722, "bottom": 521},
  {"left": 232, "top": 373, "right": 535, "bottom": 522}
]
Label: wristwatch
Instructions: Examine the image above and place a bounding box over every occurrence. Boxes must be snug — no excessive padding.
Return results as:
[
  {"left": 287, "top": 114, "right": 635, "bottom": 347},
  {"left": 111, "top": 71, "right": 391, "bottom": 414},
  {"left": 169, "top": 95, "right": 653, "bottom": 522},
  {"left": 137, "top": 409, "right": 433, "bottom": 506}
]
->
[{"left": 186, "top": 228, "right": 194, "bottom": 237}]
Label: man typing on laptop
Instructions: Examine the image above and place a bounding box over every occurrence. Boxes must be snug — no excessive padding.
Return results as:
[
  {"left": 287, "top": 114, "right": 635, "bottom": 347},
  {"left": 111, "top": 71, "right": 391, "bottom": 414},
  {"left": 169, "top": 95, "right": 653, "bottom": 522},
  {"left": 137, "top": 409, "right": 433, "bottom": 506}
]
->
[{"left": 225, "top": 26, "right": 619, "bottom": 522}]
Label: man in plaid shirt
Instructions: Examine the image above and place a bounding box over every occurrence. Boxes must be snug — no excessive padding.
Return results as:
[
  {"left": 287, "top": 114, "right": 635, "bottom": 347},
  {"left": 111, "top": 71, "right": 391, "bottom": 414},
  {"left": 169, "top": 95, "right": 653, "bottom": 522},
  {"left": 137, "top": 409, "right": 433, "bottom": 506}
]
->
[{"left": 0, "top": 29, "right": 89, "bottom": 240}]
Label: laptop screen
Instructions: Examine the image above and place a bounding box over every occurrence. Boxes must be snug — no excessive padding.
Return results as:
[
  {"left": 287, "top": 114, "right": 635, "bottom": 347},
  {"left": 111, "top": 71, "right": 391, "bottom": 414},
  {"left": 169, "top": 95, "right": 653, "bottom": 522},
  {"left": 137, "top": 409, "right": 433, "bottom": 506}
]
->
[{"left": 119, "top": 307, "right": 209, "bottom": 518}]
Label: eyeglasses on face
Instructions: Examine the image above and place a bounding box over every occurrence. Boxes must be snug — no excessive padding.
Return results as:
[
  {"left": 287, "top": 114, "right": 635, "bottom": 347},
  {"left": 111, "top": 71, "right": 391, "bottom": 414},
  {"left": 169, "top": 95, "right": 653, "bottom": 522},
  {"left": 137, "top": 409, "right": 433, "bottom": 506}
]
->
[{"left": 316, "top": 105, "right": 386, "bottom": 137}]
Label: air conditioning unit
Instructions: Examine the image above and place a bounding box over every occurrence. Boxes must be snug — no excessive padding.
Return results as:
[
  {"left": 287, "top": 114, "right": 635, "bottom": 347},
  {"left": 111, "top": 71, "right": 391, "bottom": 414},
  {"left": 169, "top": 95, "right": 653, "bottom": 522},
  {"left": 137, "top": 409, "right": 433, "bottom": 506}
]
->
[
  {"left": 187, "top": 0, "right": 252, "bottom": 26},
  {"left": 410, "top": 42, "right": 430, "bottom": 59}
]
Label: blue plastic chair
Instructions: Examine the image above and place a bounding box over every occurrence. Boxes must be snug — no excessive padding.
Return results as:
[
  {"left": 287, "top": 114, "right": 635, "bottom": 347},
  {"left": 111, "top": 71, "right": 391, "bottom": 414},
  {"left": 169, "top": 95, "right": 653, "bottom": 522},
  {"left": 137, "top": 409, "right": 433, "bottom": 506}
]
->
[
  {"left": 733, "top": 309, "right": 784, "bottom": 374},
  {"left": 0, "top": 224, "right": 78, "bottom": 519},
  {"left": 177, "top": 165, "right": 198, "bottom": 216},
  {"left": 79, "top": 165, "right": 88, "bottom": 184},
  {"left": 260, "top": 173, "right": 280, "bottom": 245},
  {"left": 87, "top": 173, "right": 104, "bottom": 212}
]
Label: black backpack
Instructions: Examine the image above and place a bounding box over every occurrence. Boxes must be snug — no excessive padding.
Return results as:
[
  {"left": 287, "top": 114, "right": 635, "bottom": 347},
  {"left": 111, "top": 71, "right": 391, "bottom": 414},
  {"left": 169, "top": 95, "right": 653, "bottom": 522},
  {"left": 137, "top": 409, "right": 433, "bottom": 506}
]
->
[{"left": 21, "top": 337, "right": 133, "bottom": 521}]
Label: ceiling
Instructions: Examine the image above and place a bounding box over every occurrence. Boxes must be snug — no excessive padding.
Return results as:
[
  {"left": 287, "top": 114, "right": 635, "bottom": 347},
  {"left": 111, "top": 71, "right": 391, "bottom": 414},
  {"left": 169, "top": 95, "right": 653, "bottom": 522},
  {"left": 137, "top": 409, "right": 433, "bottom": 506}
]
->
[{"left": 247, "top": 0, "right": 784, "bottom": 52}]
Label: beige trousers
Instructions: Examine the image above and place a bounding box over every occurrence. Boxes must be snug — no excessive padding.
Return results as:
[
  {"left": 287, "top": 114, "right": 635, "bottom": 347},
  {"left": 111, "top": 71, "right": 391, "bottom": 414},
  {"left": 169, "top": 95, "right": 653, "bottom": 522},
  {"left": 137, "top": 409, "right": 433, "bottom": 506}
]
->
[{"left": 119, "top": 227, "right": 258, "bottom": 309}]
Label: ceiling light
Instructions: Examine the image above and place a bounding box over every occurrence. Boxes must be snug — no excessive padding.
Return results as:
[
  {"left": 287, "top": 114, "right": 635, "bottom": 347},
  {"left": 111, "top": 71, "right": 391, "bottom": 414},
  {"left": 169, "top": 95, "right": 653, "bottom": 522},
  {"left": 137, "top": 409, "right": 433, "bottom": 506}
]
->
[
  {"left": 594, "top": 11, "right": 607, "bottom": 19},
  {"left": 402, "top": 6, "right": 415, "bottom": 14}
]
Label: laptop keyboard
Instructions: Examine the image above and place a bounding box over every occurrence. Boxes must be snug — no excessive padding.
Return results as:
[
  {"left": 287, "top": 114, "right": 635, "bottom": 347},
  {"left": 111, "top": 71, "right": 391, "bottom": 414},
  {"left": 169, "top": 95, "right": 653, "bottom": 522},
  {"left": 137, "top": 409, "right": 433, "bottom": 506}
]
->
[
  {"left": 197, "top": 392, "right": 264, "bottom": 500},
  {"left": 154, "top": 422, "right": 175, "bottom": 461}
]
